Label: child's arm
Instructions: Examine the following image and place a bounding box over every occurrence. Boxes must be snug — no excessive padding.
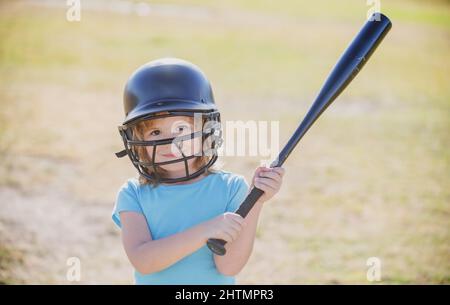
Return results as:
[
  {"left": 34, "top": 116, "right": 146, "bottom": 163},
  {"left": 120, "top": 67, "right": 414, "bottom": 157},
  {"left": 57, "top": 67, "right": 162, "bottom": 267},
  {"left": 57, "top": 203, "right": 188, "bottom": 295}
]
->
[
  {"left": 214, "top": 167, "right": 285, "bottom": 276},
  {"left": 213, "top": 200, "right": 264, "bottom": 276},
  {"left": 120, "top": 211, "right": 245, "bottom": 275}
]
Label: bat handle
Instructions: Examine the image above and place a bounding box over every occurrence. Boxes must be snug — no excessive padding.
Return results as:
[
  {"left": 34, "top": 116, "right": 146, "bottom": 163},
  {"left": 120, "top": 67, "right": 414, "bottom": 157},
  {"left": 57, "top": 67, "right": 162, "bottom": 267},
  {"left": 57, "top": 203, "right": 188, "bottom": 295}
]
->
[
  {"left": 207, "top": 187, "right": 265, "bottom": 255},
  {"left": 206, "top": 238, "right": 227, "bottom": 256}
]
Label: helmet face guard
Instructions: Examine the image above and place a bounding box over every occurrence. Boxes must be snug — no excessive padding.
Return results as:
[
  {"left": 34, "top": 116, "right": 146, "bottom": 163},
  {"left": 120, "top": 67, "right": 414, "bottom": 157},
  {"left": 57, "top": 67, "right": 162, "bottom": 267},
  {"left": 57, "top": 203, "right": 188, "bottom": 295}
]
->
[
  {"left": 117, "top": 58, "right": 222, "bottom": 184},
  {"left": 116, "top": 110, "right": 222, "bottom": 184}
]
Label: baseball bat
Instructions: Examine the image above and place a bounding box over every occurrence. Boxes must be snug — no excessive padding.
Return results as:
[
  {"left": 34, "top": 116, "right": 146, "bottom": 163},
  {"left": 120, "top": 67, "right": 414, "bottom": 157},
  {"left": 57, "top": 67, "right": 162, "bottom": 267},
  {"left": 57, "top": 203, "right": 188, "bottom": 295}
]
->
[{"left": 207, "top": 13, "right": 392, "bottom": 256}]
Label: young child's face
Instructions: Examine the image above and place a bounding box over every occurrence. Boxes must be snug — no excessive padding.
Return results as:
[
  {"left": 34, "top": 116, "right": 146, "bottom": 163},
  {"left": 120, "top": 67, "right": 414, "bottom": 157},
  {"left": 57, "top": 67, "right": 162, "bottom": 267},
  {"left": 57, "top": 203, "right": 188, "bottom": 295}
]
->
[{"left": 143, "top": 115, "right": 202, "bottom": 175}]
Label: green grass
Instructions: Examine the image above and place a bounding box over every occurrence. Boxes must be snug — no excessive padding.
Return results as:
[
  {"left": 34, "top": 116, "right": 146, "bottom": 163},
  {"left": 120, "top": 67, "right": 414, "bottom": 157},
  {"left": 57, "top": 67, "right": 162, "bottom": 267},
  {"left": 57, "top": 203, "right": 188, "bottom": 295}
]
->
[
  {"left": 0, "top": 240, "right": 24, "bottom": 284},
  {"left": 140, "top": 0, "right": 450, "bottom": 26}
]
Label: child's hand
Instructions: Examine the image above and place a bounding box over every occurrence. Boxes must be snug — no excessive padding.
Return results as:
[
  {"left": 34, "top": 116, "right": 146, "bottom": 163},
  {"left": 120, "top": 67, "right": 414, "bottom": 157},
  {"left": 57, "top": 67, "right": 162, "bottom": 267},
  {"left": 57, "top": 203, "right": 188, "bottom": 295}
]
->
[
  {"left": 201, "top": 213, "right": 246, "bottom": 243},
  {"left": 251, "top": 166, "right": 285, "bottom": 203}
]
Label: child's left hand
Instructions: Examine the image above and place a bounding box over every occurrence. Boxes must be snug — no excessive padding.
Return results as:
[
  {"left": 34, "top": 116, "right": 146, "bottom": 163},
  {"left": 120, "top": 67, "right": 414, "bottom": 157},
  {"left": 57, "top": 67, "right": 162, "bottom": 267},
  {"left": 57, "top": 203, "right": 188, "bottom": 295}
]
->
[{"left": 251, "top": 166, "right": 285, "bottom": 203}]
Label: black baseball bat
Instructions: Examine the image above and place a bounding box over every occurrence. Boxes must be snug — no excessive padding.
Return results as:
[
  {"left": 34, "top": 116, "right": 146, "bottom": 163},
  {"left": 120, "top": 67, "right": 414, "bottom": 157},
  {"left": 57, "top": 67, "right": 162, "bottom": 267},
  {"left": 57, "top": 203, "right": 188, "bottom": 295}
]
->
[{"left": 207, "top": 13, "right": 392, "bottom": 256}]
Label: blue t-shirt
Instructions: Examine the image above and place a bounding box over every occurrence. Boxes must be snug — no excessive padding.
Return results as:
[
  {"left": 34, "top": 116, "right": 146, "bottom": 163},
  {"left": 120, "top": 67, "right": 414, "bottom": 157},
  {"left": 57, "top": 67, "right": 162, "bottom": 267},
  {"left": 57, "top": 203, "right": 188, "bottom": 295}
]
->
[{"left": 112, "top": 170, "right": 249, "bottom": 285}]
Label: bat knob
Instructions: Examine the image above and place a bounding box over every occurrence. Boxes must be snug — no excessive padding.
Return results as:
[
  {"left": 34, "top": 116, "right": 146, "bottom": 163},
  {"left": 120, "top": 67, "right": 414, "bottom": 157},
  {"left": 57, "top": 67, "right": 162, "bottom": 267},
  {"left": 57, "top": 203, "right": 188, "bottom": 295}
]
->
[{"left": 207, "top": 238, "right": 227, "bottom": 256}]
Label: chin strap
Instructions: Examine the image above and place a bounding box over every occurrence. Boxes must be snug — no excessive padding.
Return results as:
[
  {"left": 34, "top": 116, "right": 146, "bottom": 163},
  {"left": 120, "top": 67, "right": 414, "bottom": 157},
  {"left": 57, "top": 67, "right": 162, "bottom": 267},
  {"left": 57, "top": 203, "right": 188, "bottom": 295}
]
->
[{"left": 115, "top": 150, "right": 127, "bottom": 158}]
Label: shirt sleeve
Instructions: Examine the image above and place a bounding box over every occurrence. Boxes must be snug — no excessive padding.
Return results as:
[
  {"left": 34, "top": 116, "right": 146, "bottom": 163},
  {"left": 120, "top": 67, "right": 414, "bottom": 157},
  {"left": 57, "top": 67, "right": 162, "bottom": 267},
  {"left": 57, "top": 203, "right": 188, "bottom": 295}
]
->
[
  {"left": 112, "top": 179, "right": 143, "bottom": 229},
  {"left": 225, "top": 174, "right": 249, "bottom": 213}
]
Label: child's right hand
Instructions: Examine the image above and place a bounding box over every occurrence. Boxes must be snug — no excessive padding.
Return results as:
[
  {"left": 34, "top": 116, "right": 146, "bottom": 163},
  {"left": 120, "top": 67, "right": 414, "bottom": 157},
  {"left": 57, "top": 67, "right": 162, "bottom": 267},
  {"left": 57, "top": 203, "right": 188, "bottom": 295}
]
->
[{"left": 201, "top": 213, "right": 246, "bottom": 243}]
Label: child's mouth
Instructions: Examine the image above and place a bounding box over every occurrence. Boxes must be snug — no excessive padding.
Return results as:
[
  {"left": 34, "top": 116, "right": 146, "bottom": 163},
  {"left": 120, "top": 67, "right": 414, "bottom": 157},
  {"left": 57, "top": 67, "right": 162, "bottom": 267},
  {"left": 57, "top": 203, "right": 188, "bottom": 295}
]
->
[{"left": 161, "top": 153, "right": 177, "bottom": 158}]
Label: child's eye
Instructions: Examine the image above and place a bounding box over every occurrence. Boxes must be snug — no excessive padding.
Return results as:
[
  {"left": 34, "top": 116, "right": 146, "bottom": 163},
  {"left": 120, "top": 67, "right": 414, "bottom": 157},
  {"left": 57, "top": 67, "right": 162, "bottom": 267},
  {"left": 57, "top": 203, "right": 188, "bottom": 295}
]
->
[
  {"left": 176, "top": 125, "right": 189, "bottom": 133},
  {"left": 149, "top": 130, "right": 160, "bottom": 136}
]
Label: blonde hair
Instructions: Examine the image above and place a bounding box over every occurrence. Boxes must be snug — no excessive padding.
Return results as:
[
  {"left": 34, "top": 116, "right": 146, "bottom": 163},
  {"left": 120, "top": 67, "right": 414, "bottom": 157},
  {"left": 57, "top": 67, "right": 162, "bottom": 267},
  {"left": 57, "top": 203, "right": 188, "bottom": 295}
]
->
[{"left": 131, "top": 113, "right": 217, "bottom": 186}]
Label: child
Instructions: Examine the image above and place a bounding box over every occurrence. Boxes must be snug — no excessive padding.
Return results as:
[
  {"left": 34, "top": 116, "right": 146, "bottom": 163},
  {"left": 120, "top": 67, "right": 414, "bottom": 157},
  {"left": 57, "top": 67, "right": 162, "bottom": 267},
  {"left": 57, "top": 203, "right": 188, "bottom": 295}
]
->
[{"left": 113, "top": 58, "right": 285, "bottom": 284}]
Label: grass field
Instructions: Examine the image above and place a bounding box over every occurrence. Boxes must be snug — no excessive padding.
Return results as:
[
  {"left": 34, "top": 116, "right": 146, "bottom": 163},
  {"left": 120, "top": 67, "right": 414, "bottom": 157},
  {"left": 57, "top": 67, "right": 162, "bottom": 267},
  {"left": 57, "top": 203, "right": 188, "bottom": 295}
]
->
[{"left": 0, "top": 0, "right": 449, "bottom": 283}]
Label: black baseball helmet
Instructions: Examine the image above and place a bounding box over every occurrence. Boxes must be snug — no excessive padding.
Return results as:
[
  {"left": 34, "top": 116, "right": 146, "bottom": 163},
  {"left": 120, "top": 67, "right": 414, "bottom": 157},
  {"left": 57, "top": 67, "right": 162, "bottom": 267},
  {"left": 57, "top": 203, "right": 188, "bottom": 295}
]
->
[{"left": 115, "top": 58, "right": 222, "bottom": 184}]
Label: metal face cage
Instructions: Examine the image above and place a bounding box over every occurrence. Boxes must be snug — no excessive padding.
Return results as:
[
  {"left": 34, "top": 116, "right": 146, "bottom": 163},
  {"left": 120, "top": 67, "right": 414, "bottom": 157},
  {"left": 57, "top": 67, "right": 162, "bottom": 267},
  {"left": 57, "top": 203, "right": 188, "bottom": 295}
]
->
[{"left": 116, "top": 111, "right": 222, "bottom": 184}]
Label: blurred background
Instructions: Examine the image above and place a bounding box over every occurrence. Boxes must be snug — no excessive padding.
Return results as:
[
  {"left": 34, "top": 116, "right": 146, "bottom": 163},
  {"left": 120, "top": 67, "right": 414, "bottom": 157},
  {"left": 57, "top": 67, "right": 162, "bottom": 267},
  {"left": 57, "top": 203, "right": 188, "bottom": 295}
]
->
[{"left": 0, "top": 0, "right": 448, "bottom": 284}]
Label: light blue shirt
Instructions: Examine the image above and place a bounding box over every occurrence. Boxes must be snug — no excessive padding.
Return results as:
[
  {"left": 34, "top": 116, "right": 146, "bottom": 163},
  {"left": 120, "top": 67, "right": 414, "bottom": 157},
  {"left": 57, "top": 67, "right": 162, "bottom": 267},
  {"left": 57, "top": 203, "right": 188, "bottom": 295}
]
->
[{"left": 112, "top": 170, "right": 249, "bottom": 285}]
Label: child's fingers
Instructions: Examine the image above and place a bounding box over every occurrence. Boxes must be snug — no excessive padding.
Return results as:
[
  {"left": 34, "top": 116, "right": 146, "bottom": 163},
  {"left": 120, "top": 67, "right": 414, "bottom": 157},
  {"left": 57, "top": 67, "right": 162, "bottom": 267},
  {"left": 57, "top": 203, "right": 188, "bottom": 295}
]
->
[
  {"left": 254, "top": 181, "right": 275, "bottom": 195},
  {"left": 225, "top": 213, "right": 244, "bottom": 224},
  {"left": 214, "top": 224, "right": 233, "bottom": 242},
  {"left": 272, "top": 167, "right": 285, "bottom": 177},
  {"left": 265, "top": 167, "right": 285, "bottom": 178},
  {"left": 254, "top": 167, "right": 265, "bottom": 178},
  {"left": 227, "top": 218, "right": 244, "bottom": 232},
  {"left": 253, "top": 167, "right": 274, "bottom": 182},
  {"left": 225, "top": 213, "right": 245, "bottom": 229},
  {"left": 224, "top": 228, "right": 238, "bottom": 242},
  {"left": 230, "top": 216, "right": 247, "bottom": 228},
  {"left": 258, "top": 166, "right": 272, "bottom": 172},
  {"left": 258, "top": 170, "right": 282, "bottom": 181},
  {"left": 254, "top": 177, "right": 279, "bottom": 191},
  {"left": 224, "top": 223, "right": 242, "bottom": 241},
  {"left": 257, "top": 166, "right": 285, "bottom": 178},
  {"left": 221, "top": 231, "right": 234, "bottom": 243}
]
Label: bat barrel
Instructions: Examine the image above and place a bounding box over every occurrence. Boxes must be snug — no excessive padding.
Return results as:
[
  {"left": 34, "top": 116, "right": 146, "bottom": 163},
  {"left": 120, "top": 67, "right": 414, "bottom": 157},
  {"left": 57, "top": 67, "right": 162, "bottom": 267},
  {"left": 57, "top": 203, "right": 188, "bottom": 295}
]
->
[
  {"left": 207, "top": 13, "right": 392, "bottom": 256},
  {"left": 272, "top": 13, "right": 391, "bottom": 168}
]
